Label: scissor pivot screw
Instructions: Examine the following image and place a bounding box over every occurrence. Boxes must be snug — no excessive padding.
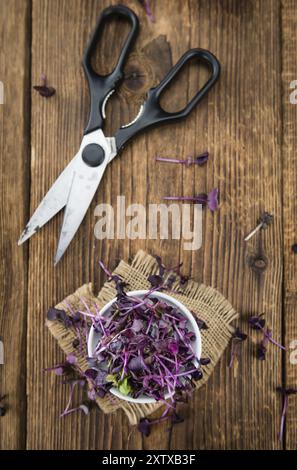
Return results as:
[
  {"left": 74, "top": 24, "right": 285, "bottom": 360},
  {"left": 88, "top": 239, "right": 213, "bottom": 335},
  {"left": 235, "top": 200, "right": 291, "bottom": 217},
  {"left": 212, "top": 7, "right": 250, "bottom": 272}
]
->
[{"left": 82, "top": 143, "right": 105, "bottom": 167}]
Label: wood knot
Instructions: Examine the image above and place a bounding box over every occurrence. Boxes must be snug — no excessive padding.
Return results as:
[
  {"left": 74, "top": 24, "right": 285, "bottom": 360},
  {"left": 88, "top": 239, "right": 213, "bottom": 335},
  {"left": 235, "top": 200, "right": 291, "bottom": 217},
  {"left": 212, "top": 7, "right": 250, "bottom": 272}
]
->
[
  {"left": 124, "top": 67, "right": 146, "bottom": 92},
  {"left": 122, "top": 53, "right": 153, "bottom": 97},
  {"left": 248, "top": 255, "right": 268, "bottom": 272}
]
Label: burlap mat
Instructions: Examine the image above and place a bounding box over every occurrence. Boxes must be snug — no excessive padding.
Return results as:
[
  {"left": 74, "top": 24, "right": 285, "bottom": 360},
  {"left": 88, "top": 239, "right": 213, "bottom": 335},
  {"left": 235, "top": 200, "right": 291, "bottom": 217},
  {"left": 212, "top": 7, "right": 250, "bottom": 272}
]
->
[{"left": 46, "top": 250, "right": 238, "bottom": 425}]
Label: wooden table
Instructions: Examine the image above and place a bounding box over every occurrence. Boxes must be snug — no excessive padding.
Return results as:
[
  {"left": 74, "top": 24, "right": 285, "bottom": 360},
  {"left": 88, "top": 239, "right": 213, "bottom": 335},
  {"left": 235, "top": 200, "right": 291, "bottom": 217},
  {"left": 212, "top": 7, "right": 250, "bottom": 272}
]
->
[{"left": 1, "top": 0, "right": 297, "bottom": 450}]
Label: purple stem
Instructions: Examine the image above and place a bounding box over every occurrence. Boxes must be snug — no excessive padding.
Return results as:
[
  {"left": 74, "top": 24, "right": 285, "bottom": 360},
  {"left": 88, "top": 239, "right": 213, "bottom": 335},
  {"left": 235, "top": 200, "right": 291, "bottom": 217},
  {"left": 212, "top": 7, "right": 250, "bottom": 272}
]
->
[
  {"left": 60, "top": 406, "right": 80, "bottom": 417},
  {"left": 265, "top": 332, "right": 286, "bottom": 350},
  {"left": 259, "top": 326, "right": 286, "bottom": 351},
  {"left": 279, "top": 394, "right": 288, "bottom": 441},
  {"left": 156, "top": 156, "right": 186, "bottom": 164},
  {"left": 159, "top": 355, "right": 176, "bottom": 365},
  {"left": 173, "top": 324, "right": 191, "bottom": 349},
  {"left": 63, "top": 300, "right": 75, "bottom": 316},
  {"left": 156, "top": 153, "right": 208, "bottom": 167},
  {"left": 99, "top": 260, "right": 113, "bottom": 278},
  {"left": 78, "top": 310, "right": 94, "bottom": 319},
  {"left": 120, "top": 351, "right": 129, "bottom": 381},
  {"left": 143, "top": 0, "right": 155, "bottom": 22},
  {"left": 60, "top": 382, "right": 76, "bottom": 417},
  {"left": 163, "top": 196, "right": 206, "bottom": 204},
  {"left": 228, "top": 342, "right": 239, "bottom": 368},
  {"left": 95, "top": 327, "right": 130, "bottom": 354},
  {"left": 43, "top": 364, "right": 64, "bottom": 373},
  {"left": 149, "top": 414, "right": 173, "bottom": 426},
  {"left": 161, "top": 406, "right": 171, "bottom": 418},
  {"left": 165, "top": 368, "right": 197, "bottom": 379},
  {"left": 145, "top": 315, "right": 154, "bottom": 335}
]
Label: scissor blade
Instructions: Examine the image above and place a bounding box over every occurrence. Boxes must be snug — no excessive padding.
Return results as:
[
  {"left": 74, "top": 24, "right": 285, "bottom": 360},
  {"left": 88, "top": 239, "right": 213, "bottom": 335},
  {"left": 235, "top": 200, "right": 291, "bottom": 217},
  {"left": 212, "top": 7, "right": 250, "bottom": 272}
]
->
[
  {"left": 54, "top": 160, "right": 107, "bottom": 265},
  {"left": 106, "top": 137, "right": 117, "bottom": 163},
  {"left": 18, "top": 154, "right": 80, "bottom": 245}
]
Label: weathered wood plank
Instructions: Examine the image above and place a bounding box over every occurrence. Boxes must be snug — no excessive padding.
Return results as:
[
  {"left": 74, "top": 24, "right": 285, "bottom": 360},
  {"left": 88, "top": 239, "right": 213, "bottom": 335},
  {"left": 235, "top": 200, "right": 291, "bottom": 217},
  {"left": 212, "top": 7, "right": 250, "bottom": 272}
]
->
[
  {"left": 281, "top": 0, "right": 297, "bottom": 451},
  {"left": 27, "top": 0, "right": 284, "bottom": 450},
  {"left": 27, "top": 0, "right": 147, "bottom": 450},
  {"left": 0, "top": 0, "right": 30, "bottom": 450},
  {"left": 169, "top": 0, "right": 283, "bottom": 450}
]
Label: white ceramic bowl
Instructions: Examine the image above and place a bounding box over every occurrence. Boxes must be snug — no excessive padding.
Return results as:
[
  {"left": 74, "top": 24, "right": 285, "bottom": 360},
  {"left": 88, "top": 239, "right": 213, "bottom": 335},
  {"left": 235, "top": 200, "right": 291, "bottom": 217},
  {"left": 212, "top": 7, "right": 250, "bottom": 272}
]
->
[{"left": 87, "top": 290, "right": 202, "bottom": 404}]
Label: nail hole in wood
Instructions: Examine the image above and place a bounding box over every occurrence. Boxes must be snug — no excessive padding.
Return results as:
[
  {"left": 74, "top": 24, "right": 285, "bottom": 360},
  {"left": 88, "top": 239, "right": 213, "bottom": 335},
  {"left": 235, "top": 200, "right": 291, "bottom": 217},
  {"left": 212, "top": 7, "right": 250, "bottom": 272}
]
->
[{"left": 248, "top": 255, "right": 268, "bottom": 272}]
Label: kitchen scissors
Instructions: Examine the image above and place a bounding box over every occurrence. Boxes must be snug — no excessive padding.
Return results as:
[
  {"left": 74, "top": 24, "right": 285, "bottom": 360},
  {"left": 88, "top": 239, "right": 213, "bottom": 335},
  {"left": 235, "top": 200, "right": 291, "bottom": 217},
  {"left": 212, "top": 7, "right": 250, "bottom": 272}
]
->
[{"left": 18, "top": 4, "right": 220, "bottom": 264}]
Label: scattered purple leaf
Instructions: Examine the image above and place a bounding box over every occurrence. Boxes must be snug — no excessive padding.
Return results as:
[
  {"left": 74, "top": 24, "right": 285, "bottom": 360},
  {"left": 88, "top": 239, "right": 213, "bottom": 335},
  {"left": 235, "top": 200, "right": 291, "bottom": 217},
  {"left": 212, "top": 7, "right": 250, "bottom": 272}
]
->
[
  {"left": 248, "top": 314, "right": 285, "bottom": 359},
  {"left": 148, "top": 274, "right": 164, "bottom": 288},
  {"left": 195, "top": 151, "right": 209, "bottom": 165},
  {"left": 192, "top": 315, "right": 208, "bottom": 330},
  {"left": 171, "top": 412, "right": 184, "bottom": 425},
  {"left": 199, "top": 357, "right": 211, "bottom": 366},
  {"left": 248, "top": 314, "right": 266, "bottom": 330},
  {"left": 47, "top": 307, "right": 72, "bottom": 328},
  {"left": 0, "top": 395, "right": 6, "bottom": 417},
  {"left": 233, "top": 327, "right": 248, "bottom": 341},
  {"left": 256, "top": 342, "right": 267, "bottom": 361},
  {"left": 138, "top": 418, "right": 151, "bottom": 437},
  {"left": 66, "top": 353, "right": 77, "bottom": 365},
  {"left": 33, "top": 74, "right": 56, "bottom": 98}
]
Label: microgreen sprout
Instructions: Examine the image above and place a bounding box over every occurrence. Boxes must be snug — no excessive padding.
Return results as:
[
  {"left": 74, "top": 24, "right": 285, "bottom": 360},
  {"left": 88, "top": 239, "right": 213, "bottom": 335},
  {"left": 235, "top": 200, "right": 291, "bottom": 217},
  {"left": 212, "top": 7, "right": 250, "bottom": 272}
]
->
[
  {"left": 163, "top": 188, "right": 219, "bottom": 212},
  {"left": 88, "top": 267, "right": 206, "bottom": 406},
  {"left": 44, "top": 353, "right": 94, "bottom": 417},
  {"left": 43, "top": 353, "right": 78, "bottom": 376},
  {"left": 277, "top": 387, "right": 297, "bottom": 441},
  {"left": 244, "top": 212, "right": 274, "bottom": 242},
  {"left": 228, "top": 327, "right": 247, "bottom": 368},
  {"left": 45, "top": 258, "right": 210, "bottom": 433},
  {"left": 147, "top": 255, "right": 188, "bottom": 291},
  {"left": 156, "top": 151, "right": 209, "bottom": 167},
  {"left": 248, "top": 314, "right": 285, "bottom": 360}
]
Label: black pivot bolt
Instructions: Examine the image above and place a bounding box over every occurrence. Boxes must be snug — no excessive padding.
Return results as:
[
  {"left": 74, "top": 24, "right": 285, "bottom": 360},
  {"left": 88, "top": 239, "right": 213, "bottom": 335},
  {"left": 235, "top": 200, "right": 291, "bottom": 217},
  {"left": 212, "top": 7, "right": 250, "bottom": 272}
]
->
[{"left": 82, "top": 143, "right": 105, "bottom": 167}]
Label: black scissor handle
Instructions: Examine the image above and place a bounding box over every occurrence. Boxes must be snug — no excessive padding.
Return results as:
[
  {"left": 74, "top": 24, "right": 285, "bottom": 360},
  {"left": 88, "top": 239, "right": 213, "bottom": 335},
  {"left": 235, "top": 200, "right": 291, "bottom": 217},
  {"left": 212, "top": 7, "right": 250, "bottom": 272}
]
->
[
  {"left": 115, "top": 48, "right": 220, "bottom": 150},
  {"left": 83, "top": 5, "right": 139, "bottom": 134}
]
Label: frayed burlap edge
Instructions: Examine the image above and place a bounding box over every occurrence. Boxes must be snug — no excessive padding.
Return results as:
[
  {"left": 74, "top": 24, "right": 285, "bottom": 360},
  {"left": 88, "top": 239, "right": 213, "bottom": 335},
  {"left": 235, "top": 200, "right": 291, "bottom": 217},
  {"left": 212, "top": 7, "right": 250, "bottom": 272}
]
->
[{"left": 46, "top": 250, "right": 238, "bottom": 425}]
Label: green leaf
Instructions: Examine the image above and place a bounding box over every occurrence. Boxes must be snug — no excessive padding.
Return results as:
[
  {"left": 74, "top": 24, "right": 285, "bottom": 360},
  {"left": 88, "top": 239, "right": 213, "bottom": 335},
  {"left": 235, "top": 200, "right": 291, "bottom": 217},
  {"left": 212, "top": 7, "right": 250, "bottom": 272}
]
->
[
  {"left": 118, "top": 377, "right": 132, "bottom": 396},
  {"left": 156, "top": 308, "right": 163, "bottom": 317},
  {"left": 106, "top": 374, "right": 118, "bottom": 387}
]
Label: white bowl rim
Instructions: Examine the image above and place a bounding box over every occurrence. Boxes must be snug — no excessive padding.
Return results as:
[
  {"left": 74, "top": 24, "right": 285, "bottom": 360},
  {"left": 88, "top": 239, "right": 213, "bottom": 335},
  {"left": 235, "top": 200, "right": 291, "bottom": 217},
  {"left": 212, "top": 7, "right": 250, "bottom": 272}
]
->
[{"left": 87, "top": 289, "right": 202, "bottom": 404}]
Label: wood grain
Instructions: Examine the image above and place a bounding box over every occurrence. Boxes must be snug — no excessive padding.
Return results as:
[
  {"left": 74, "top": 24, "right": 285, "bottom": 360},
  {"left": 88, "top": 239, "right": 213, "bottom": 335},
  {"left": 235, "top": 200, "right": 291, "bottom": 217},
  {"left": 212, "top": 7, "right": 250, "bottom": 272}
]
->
[
  {"left": 281, "top": 0, "right": 297, "bottom": 451},
  {"left": 169, "top": 0, "right": 284, "bottom": 450},
  {"left": 0, "top": 0, "right": 30, "bottom": 450},
  {"left": 0, "top": 0, "right": 296, "bottom": 450}
]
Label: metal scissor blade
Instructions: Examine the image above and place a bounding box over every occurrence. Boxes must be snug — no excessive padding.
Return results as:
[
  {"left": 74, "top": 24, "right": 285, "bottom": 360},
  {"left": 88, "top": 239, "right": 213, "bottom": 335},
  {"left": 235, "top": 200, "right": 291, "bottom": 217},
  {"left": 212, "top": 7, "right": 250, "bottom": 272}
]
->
[
  {"left": 18, "top": 154, "right": 80, "bottom": 245},
  {"left": 106, "top": 137, "right": 117, "bottom": 163},
  {"left": 54, "top": 158, "right": 108, "bottom": 265}
]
